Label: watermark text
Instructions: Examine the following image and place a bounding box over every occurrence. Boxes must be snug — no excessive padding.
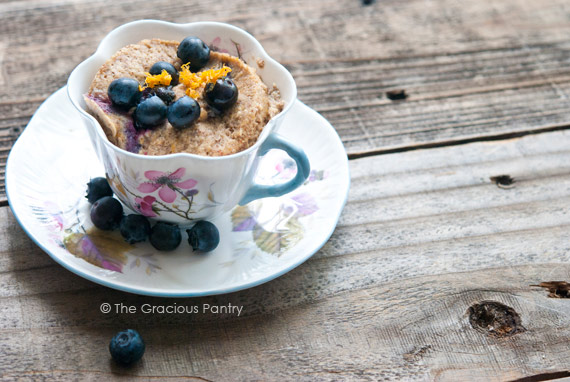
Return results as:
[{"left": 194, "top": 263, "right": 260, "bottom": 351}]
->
[{"left": 100, "top": 302, "right": 243, "bottom": 316}]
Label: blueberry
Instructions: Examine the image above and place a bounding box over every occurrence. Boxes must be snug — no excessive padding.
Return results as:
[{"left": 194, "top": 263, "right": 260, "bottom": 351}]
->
[
  {"left": 133, "top": 95, "right": 167, "bottom": 130},
  {"left": 149, "top": 222, "right": 181, "bottom": 251},
  {"left": 177, "top": 36, "right": 210, "bottom": 71},
  {"left": 154, "top": 86, "right": 176, "bottom": 105},
  {"left": 109, "top": 329, "right": 145, "bottom": 365},
  {"left": 204, "top": 77, "right": 238, "bottom": 112},
  {"left": 120, "top": 214, "right": 151, "bottom": 244},
  {"left": 186, "top": 221, "right": 220, "bottom": 252},
  {"left": 139, "top": 86, "right": 175, "bottom": 105},
  {"left": 167, "top": 96, "right": 200, "bottom": 129},
  {"left": 85, "top": 177, "right": 113, "bottom": 204},
  {"left": 139, "top": 86, "right": 155, "bottom": 101},
  {"left": 90, "top": 196, "right": 123, "bottom": 231},
  {"left": 108, "top": 78, "right": 141, "bottom": 111},
  {"left": 149, "top": 61, "right": 179, "bottom": 86}
]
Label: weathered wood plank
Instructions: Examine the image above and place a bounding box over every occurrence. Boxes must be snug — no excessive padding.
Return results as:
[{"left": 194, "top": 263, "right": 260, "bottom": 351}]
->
[
  {"left": 2, "top": 265, "right": 570, "bottom": 382},
  {"left": 2, "top": 0, "right": 570, "bottom": 200},
  {"left": 1, "top": 130, "right": 570, "bottom": 380}
]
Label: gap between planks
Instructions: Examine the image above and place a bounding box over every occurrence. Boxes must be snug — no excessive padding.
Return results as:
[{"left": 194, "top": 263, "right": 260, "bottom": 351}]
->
[
  {"left": 347, "top": 122, "right": 570, "bottom": 160},
  {"left": 2, "top": 123, "right": 570, "bottom": 207}
]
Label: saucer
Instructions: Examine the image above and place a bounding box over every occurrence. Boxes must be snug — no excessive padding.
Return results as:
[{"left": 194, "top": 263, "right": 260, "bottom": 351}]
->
[{"left": 6, "top": 87, "right": 349, "bottom": 297}]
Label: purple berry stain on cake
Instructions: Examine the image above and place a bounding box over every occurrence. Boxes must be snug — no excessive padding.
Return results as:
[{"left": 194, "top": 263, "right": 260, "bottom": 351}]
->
[
  {"left": 86, "top": 94, "right": 141, "bottom": 153},
  {"left": 124, "top": 120, "right": 142, "bottom": 153},
  {"left": 87, "top": 95, "right": 114, "bottom": 114}
]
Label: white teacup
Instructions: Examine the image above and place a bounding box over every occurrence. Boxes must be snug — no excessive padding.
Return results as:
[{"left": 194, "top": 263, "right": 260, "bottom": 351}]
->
[{"left": 67, "top": 20, "right": 309, "bottom": 224}]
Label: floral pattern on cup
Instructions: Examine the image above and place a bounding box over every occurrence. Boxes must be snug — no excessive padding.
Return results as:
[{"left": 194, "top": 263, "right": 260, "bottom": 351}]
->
[
  {"left": 137, "top": 168, "right": 198, "bottom": 203},
  {"left": 134, "top": 195, "right": 158, "bottom": 217},
  {"left": 209, "top": 37, "right": 245, "bottom": 59},
  {"left": 108, "top": 167, "right": 203, "bottom": 221}
]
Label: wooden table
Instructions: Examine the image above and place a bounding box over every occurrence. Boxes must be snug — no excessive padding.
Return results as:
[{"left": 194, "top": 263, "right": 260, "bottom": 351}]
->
[{"left": 1, "top": 0, "right": 570, "bottom": 380}]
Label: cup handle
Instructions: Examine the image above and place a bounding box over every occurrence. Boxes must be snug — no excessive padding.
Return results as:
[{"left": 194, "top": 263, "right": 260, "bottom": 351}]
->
[{"left": 239, "top": 133, "right": 310, "bottom": 205}]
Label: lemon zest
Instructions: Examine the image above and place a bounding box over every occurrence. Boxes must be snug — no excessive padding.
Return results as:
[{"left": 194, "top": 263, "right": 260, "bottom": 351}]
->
[
  {"left": 178, "top": 63, "right": 232, "bottom": 99},
  {"left": 187, "top": 89, "right": 201, "bottom": 99},
  {"left": 141, "top": 69, "right": 172, "bottom": 89}
]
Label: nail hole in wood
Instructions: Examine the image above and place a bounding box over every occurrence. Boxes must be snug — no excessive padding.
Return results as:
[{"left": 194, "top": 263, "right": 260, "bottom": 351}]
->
[
  {"left": 386, "top": 89, "right": 408, "bottom": 101},
  {"left": 531, "top": 281, "right": 570, "bottom": 298},
  {"left": 490, "top": 174, "right": 516, "bottom": 189},
  {"left": 467, "top": 301, "right": 525, "bottom": 338}
]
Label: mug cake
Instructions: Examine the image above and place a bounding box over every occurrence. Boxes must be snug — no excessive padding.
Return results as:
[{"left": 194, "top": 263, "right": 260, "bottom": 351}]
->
[{"left": 84, "top": 37, "right": 284, "bottom": 156}]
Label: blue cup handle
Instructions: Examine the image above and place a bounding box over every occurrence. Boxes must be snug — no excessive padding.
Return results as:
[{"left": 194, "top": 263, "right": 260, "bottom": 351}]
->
[{"left": 239, "top": 133, "right": 310, "bottom": 205}]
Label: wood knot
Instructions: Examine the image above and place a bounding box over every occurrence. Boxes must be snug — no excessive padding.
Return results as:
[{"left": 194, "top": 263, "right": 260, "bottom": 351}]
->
[
  {"left": 531, "top": 281, "right": 570, "bottom": 298},
  {"left": 386, "top": 89, "right": 408, "bottom": 101},
  {"left": 490, "top": 175, "right": 515, "bottom": 189},
  {"left": 467, "top": 301, "right": 525, "bottom": 338}
]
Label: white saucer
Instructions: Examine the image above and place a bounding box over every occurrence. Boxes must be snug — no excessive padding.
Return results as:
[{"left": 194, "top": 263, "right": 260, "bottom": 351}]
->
[{"left": 6, "top": 87, "right": 349, "bottom": 297}]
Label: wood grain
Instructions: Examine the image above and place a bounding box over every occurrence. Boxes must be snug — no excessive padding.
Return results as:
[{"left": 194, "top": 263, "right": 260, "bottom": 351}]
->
[
  {"left": 2, "top": 0, "right": 570, "bottom": 200},
  {"left": 1, "top": 130, "right": 570, "bottom": 381}
]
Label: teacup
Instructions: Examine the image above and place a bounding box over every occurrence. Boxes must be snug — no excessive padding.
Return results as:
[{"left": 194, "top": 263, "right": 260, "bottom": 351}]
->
[{"left": 67, "top": 20, "right": 309, "bottom": 224}]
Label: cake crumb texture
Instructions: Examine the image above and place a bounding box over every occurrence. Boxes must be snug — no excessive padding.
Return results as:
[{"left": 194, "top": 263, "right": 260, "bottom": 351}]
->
[{"left": 85, "top": 38, "right": 284, "bottom": 156}]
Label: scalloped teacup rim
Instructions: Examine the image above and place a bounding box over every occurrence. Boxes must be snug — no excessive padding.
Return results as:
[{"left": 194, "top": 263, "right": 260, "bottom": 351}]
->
[{"left": 66, "top": 19, "right": 298, "bottom": 162}]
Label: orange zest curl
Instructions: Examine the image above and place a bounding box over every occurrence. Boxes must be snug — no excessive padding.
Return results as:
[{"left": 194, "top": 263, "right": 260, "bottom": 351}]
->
[
  {"left": 141, "top": 69, "right": 172, "bottom": 89},
  {"left": 178, "top": 63, "right": 232, "bottom": 99}
]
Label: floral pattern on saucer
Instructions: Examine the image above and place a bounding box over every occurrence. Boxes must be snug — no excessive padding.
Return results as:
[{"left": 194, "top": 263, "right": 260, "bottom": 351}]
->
[
  {"left": 7, "top": 87, "right": 349, "bottom": 296},
  {"left": 29, "top": 198, "right": 163, "bottom": 275},
  {"left": 29, "top": 163, "right": 328, "bottom": 272},
  {"left": 231, "top": 155, "right": 328, "bottom": 255}
]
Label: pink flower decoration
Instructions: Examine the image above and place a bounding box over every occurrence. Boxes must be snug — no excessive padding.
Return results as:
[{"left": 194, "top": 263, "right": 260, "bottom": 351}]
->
[
  {"left": 135, "top": 195, "right": 157, "bottom": 217},
  {"left": 137, "top": 168, "right": 198, "bottom": 203},
  {"left": 210, "top": 37, "right": 229, "bottom": 53}
]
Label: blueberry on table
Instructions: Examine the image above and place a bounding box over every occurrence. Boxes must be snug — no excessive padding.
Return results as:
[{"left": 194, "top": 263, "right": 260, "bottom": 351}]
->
[
  {"left": 85, "top": 177, "right": 113, "bottom": 204},
  {"left": 167, "top": 96, "right": 200, "bottom": 129},
  {"left": 107, "top": 78, "right": 141, "bottom": 111},
  {"left": 120, "top": 214, "right": 151, "bottom": 244},
  {"left": 153, "top": 86, "right": 176, "bottom": 105},
  {"left": 133, "top": 95, "right": 167, "bottom": 130},
  {"left": 177, "top": 36, "right": 210, "bottom": 71},
  {"left": 186, "top": 220, "right": 220, "bottom": 252},
  {"left": 109, "top": 329, "right": 145, "bottom": 365},
  {"left": 90, "top": 196, "right": 123, "bottom": 231},
  {"left": 204, "top": 77, "right": 238, "bottom": 112},
  {"left": 149, "top": 61, "right": 179, "bottom": 86},
  {"left": 149, "top": 222, "right": 181, "bottom": 251}
]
